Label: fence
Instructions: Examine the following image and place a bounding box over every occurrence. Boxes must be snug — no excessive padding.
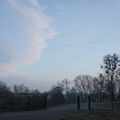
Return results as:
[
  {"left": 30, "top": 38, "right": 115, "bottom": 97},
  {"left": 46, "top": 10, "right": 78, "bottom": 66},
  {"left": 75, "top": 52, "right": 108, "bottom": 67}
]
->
[
  {"left": 0, "top": 93, "right": 77, "bottom": 112},
  {"left": 1, "top": 93, "right": 119, "bottom": 112},
  {"left": 0, "top": 94, "right": 46, "bottom": 111},
  {"left": 77, "top": 94, "right": 120, "bottom": 111}
]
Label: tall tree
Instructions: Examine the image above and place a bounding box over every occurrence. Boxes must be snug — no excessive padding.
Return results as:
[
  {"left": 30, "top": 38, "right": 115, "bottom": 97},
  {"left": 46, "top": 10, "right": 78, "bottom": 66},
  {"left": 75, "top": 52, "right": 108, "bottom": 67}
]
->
[{"left": 101, "top": 53, "right": 120, "bottom": 110}]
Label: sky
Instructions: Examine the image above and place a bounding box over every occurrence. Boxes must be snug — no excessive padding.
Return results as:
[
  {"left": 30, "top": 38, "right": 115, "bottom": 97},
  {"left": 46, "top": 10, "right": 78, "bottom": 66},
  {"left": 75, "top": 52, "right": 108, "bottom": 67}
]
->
[{"left": 0, "top": 0, "right": 120, "bottom": 91}]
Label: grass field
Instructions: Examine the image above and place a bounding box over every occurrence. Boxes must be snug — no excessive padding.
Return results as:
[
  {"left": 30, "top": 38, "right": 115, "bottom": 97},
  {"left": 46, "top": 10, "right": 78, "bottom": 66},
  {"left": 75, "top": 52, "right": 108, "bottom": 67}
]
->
[{"left": 58, "top": 110, "right": 120, "bottom": 120}]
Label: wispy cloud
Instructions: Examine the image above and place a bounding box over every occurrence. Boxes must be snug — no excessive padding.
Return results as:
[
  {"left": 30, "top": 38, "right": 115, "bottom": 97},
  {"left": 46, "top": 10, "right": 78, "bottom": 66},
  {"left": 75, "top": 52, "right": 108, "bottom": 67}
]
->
[
  {"left": 29, "top": 0, "right": 41, "bottom": 8},
  {"left": 0, "top": 0, "right": 57, "bottom": 74}
]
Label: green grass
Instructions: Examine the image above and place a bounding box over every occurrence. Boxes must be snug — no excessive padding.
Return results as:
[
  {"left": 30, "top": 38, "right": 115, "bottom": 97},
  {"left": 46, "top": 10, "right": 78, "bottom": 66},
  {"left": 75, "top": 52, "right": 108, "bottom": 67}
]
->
[{"left": 58, "top": 110, "right": 120, "bottom": 120}]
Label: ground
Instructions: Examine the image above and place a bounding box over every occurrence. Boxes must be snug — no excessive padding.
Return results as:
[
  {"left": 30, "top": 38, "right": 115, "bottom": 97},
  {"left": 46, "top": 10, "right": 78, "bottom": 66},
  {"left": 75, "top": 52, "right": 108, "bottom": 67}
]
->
[
  {"left": 58, "top": 110, "right": 120, "bottom": 120},
  {"left": 0, "top": 103, "right": 119, "bottom": 120}
]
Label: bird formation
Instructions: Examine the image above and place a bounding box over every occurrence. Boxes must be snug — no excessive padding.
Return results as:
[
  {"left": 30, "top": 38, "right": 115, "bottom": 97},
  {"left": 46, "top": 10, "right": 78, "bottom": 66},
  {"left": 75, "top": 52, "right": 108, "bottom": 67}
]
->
[{"left": 47, "top": 39, "right": 104, "bottom": 51}]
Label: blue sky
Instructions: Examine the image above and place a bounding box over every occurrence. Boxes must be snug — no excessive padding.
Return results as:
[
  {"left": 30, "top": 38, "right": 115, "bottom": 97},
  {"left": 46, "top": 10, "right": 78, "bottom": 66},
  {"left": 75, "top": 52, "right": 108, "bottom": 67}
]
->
[{"left": 0, "top": 0, "right": 120, "bottom": 91}]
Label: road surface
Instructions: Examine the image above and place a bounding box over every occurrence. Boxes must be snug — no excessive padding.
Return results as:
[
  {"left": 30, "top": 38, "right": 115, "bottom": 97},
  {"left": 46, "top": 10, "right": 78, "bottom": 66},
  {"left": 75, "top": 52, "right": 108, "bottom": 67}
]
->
[{"left": 0, "top": 103, "right": 110, "bottom": 120}]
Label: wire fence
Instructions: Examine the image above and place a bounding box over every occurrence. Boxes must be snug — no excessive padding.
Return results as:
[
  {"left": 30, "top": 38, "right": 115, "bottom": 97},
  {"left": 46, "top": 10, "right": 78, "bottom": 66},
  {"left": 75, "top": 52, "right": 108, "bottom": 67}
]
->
[
  {"left": 76, "top": 94, "right": 120, "bottom": 111},
  {"left": 0, "top": 93, "right": 77, "bottom": 112},
  {"left": 0, "top": 94, "right": 46, "bottom": 111},
  {"left": 0, "top": 93, "right": 120, "bottom": 112}
]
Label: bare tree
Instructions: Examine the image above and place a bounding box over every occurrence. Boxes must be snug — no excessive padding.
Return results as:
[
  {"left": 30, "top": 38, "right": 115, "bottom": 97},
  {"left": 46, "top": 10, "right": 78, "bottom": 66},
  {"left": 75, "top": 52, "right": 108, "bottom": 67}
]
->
[
  {"left": 101, "top": 53, "right": 120, "bottom": 110},
  {"left": 74, "top": 75, "right": 94, "bottom": 102},
  {"left": 13, "top": 84, "right": 29, "bottom": 94},
  {"left": 61, "top": 78, "right": 70, "bottom": 95},
  {"left": 49, "top": 84, "right": 65, "bottom": 105},
  {"left": 0, "top": 81, "right": 11, "bottom": 96},
  {"left": 75, "top": 75, "right": 94, "bottom": 94}
]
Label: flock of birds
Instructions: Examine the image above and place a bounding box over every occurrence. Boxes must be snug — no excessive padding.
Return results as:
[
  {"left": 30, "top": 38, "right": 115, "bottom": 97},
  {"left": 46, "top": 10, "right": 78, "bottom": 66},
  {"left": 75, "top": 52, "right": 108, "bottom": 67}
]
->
[{"left": 47, "top": 39, "right": 104, "bottom": 51}]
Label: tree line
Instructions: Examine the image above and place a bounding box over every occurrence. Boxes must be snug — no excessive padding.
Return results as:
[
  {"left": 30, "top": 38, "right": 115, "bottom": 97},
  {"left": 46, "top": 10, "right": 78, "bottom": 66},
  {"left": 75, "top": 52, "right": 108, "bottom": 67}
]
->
[{"left": 0, "top": 53, "right": 120, "bottom": 111}]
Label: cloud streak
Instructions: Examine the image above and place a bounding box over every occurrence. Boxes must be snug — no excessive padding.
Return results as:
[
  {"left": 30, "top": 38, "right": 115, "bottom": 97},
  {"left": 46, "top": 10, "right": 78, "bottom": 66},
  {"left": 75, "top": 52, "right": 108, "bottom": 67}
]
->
[{"left": 0, "top": 0, "right": 57, "bottom": 74}]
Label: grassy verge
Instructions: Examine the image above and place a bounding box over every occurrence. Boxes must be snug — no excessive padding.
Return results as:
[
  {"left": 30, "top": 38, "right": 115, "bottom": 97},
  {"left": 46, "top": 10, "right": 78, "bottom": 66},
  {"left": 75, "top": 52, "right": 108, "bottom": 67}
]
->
[
  {"left": 98, "top": 102, "right": 120, "bottom": 109},
  {"left": 58, "top": 110, "right": 120, "bottom": 120}
]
